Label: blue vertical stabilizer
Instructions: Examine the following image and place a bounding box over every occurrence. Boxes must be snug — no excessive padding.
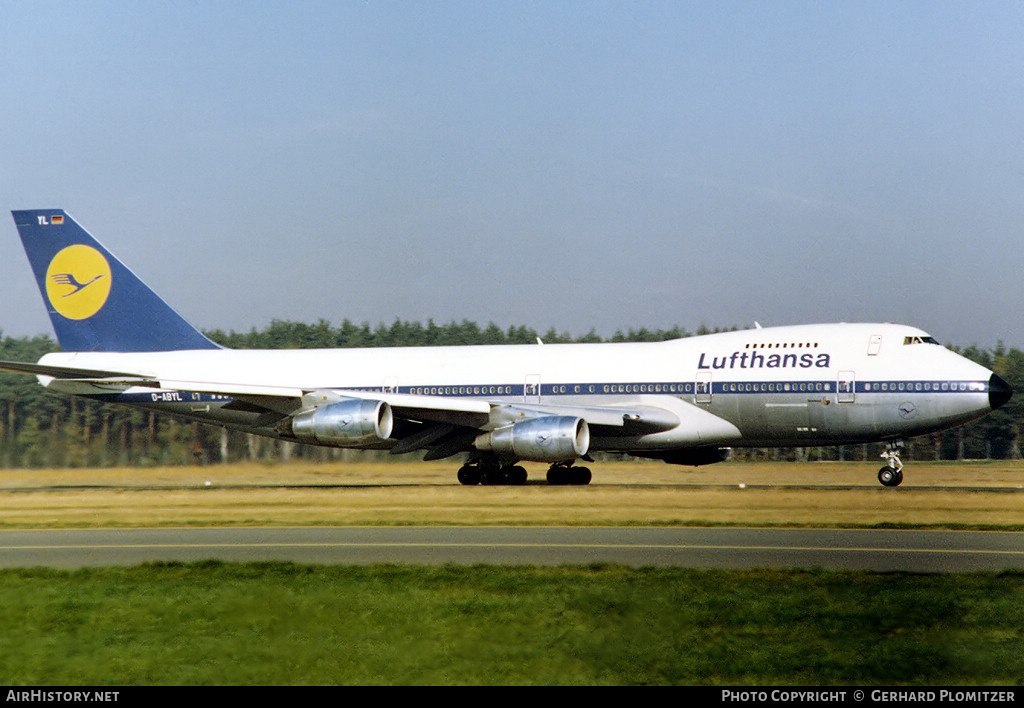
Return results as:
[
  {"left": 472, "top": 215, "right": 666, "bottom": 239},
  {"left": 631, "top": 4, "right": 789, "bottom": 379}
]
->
[{"left": 11, "top": 209, "right": 220, "bottom": 352}]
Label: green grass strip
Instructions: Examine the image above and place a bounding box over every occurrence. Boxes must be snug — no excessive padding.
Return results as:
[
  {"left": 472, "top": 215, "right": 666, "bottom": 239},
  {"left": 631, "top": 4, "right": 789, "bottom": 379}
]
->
[{"left": 1, "top": 563, "right": 1022, "bottom": 685}]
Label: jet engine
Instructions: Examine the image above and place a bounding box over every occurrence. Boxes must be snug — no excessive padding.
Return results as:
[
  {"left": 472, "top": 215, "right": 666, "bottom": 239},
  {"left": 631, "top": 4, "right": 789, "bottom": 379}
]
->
[
  {"left": 475, "top": 415, "right": 589, "bottom": 463},
  {"left": 288, "top": 398, "right": 394, "bottom": 447}
]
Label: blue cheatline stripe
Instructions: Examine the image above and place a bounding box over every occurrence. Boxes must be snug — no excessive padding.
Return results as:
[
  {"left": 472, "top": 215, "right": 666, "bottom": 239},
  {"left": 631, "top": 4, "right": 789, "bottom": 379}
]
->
[{"left": 383, "top": 380, "right": 989, "bottom": 397}]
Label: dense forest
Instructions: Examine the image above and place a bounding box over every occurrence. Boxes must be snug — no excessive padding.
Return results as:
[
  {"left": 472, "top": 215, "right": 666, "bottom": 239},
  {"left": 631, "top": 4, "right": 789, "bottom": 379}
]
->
[{"left": 0, "top": 319, "right": 1021, "bottom": 468}]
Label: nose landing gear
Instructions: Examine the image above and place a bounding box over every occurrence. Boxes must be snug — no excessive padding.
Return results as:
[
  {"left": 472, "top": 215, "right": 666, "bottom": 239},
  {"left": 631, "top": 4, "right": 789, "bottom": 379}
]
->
[{"left": 878, "top": 441, "right": 904, "bottom": 487}]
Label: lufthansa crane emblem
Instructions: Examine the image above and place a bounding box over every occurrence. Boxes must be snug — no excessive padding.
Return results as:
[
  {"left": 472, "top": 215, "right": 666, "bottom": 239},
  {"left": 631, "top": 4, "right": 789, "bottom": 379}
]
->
[{"left": 45, "top": 245, "right": 112, "bottom": 320}]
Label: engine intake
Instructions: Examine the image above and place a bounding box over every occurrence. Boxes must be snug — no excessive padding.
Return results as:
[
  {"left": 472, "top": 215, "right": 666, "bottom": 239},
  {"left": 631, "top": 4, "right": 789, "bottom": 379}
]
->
[
  {"left": 289, "top": 399, "right": 393, "bottom": 447},
  {"left": 475, "top": 415, "right": 589, "bottom": 463}
]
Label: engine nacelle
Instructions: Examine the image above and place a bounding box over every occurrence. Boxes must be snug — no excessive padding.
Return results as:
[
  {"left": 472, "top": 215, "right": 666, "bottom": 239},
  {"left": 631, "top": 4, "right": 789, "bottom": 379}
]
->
[
  {"left": 475, "top": 416, "right": 590, "bottom": 463},
  {"left": 289, "top": 399, "right": 394, "bottom": 447}
]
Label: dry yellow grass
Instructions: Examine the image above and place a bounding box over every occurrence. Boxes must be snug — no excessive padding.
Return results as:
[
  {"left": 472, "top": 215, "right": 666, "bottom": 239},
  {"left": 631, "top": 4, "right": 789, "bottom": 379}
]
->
[{"left": 1, "top": 460, "right": 1023, "bottom": 528}]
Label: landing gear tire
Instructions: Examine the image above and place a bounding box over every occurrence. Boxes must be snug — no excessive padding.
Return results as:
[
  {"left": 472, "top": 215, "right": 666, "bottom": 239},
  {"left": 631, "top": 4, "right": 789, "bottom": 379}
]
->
[
  {"left": 508, "top": 465, "right": 528, "bottom": 485},
  {"left": 482, "top": 466, "right": 514, "bottom": 485},
  {"left": 878, "top": 466, "right": 903, "bottom": 487},
  {"left": 570, "top": 466, "right": 592, "bottom": 485},
  {"left": 546, "top": 464, "right": 592, "bottom": 486},
  {"left": 457, "top": 465, "right": 481, "bottom": 486},
  {"left": 546, "top": 466, "right": 568, "bottom": 485}
]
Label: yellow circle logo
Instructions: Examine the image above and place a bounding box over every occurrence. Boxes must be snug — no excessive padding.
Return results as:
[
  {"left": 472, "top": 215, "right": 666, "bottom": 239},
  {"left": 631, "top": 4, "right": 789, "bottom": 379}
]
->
[{"left": 45, "top": 245, "right": 112, "bottom": 320}]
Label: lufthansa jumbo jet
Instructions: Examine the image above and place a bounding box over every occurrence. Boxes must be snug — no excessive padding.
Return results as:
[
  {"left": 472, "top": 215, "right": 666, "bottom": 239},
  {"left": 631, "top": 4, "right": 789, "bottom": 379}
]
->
[{"left": 2, "top": 209, "right": 1012, "bottom": 487}]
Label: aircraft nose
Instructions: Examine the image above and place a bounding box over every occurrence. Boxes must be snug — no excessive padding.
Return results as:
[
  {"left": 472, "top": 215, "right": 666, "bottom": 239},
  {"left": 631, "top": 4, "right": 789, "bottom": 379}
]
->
[{"left": 989, "top": 373, "right": 1012, "bottom": 410}]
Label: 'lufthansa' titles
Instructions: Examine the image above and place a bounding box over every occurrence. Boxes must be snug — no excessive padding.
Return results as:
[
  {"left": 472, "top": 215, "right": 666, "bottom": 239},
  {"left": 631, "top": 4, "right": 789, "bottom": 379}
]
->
[{"left": 698, "top": 351, "right": 831, "bottom": 370}]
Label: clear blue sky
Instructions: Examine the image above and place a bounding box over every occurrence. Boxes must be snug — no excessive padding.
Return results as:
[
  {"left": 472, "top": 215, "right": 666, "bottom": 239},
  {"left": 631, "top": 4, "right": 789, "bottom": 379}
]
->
[{"left": 2, "top": 1, "right": 1022, "bottom": 347}]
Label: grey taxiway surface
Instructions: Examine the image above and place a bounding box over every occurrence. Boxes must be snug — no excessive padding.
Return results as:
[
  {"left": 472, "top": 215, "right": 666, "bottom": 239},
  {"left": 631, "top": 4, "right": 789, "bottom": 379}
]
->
[{"left": 1, "top": 526, "right": 1022, "bottom": 572}]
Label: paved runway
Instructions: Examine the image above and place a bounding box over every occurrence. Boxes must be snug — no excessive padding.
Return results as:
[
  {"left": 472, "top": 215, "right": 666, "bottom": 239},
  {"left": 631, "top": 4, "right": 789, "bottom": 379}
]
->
[{"left": 1, "top": 526, "right": 1022, "bottom": 572}]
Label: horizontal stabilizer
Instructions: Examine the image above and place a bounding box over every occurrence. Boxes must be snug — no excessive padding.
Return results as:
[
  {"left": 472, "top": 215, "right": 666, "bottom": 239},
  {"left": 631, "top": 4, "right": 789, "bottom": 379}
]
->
[{"left": 0, "top": 359, "right": 158, "bottom": 385}]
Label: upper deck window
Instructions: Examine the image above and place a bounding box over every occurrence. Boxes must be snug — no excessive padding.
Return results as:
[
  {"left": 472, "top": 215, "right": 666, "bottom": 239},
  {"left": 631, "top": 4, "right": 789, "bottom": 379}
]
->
[{"left": 744, "top": 341, "right": 820, "bottom": 349}]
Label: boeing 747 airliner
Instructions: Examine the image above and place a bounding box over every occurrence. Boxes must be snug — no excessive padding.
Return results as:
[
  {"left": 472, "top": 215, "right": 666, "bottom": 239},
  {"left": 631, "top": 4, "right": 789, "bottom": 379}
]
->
[{"left": 2, "top": 209, "right": 1012, "bottom": 486}]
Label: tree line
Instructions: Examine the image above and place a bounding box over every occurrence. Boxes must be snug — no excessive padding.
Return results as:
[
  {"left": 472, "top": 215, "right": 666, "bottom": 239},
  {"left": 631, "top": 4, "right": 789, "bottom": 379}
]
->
[{"left": 0, "top": 319, "right": 1020, "bottom": 468}]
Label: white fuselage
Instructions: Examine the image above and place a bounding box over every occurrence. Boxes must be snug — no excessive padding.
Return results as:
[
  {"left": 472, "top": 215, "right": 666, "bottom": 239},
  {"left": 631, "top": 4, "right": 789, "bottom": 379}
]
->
[{"left": 38, "top": 322, "right": 1001, "bottom": 455}]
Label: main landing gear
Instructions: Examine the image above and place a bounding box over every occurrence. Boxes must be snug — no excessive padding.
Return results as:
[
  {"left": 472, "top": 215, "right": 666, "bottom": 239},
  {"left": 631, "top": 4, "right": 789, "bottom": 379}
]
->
[
  {"left": 545, "top": 462, "right": 592, "bottom": 486},
  {"left": 878, "top": 441, "right": 904, "bottom": 487},
  {"left": 456, "top": 457, "right": 593, "bottom": 486},
  {"left": 457, "top": 460, "right": 528, "bottom": 486}
]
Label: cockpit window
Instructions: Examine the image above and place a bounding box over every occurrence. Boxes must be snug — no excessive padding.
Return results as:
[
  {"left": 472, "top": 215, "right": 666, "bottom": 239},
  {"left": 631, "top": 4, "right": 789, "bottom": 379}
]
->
[{"left": 903, "top": 336, "right": 941, "bottom": 345}]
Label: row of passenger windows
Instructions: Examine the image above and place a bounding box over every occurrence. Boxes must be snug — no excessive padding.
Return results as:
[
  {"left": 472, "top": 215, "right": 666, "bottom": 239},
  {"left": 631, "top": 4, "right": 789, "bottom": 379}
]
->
[
  {"left": 744, "top": 342, "right": 820, "bottom": 349},
  {"left": 409, "top": 386, "right": 517, "bottom": 396},
  {"left": 722, "top": 382, "right": 831, "bottom": 393},
  {"left": 866, "top": 381, "right": 981, "bottom": 392},
  {"left": 600, "top": 383, "right": 691, "bottom": 394},
  {"left": 408, "top": 384, "right": 697, "bottom": 395}
]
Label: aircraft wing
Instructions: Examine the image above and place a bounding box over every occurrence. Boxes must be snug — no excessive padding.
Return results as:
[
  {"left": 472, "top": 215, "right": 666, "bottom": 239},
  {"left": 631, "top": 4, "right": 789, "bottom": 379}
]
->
[
  {"left": 160, "top": 382, "right": 679, "bottom": 437},
  {"left": 0, "top": 358, "right": 687, "bottom": 458},
  {"left": 1, "top": 358, "right": 676, "bottom": 429}
]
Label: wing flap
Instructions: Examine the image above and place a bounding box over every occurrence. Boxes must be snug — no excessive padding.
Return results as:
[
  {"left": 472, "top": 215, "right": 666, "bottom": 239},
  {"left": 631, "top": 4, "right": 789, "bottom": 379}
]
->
[{"left": 496, "top": 402, "right": 680, "bottom": 432}]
